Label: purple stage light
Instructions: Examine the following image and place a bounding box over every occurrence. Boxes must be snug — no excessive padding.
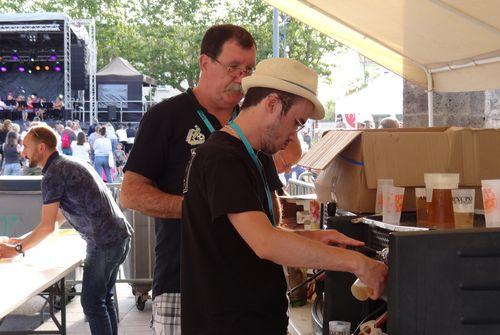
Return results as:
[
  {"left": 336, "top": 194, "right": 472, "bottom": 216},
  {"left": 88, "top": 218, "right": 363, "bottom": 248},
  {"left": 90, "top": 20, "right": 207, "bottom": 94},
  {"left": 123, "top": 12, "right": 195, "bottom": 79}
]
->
[
  {"left": 18, "top": 66, "right": 25, "bottom": 72},
  {"left": 54, "top": 66, "right": 62, "bottom": 72},
  {"left": 12, "top": 55, "right": 19, "bottom": 61},
  {"left": 0, "top": 66, "right": 7, "bottom": 72},
  {"left": 49, "top": 55, "right": 57, "bottom": 61}
]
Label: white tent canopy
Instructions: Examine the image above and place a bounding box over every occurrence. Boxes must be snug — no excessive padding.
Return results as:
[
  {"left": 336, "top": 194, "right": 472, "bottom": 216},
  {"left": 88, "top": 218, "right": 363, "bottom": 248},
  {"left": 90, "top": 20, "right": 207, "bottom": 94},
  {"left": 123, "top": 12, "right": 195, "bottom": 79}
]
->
[{"left": 264, "top": 0, "right": 500, "bottom": 125}]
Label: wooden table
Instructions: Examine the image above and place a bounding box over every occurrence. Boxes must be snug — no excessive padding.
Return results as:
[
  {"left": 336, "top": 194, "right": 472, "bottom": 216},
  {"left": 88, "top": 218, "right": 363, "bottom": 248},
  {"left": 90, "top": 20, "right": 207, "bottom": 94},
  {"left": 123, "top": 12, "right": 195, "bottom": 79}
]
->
[{"left": 0, "top": 229, "right": 85, "bottom": 334}]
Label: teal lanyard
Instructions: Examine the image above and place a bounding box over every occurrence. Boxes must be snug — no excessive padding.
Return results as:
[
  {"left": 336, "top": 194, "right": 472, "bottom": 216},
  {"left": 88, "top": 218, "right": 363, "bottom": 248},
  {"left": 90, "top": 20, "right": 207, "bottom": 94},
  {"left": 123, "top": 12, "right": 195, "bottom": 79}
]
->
[
  {"left": 196, "top": 109, "right": 237, "bottom": 133},
  {"left": 229, "top": 121, "right": 275, "bottom": 226}
]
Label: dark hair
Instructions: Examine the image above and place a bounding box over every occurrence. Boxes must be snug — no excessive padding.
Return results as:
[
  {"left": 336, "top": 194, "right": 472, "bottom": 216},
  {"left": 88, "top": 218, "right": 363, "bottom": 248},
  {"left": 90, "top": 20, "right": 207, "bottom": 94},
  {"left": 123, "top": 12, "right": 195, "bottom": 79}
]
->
[
  {"left": 241, "top": 87, "right": 302, "bottom": 116},
  {"left": 28, "top": 125, "right": 57, "bottom": 149},
  {"left": 6, "top": 131, "right": 18, "bottom": 147},
  {"left": 77, "top": 131, "right": 86, "bottom": 145},
  {"left": 99, "top": 126, "right": 106, "bottom": 136},
  {"left": 200, "top": 24, "right": 255, "bottom": 59}
]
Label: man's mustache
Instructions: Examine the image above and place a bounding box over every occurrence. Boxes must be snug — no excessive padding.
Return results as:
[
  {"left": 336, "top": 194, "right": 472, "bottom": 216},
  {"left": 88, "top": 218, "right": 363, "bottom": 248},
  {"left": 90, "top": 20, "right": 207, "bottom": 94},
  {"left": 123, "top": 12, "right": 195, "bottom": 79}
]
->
[{"left": 225, "top": 83, "right": 243, "bottom": 93}]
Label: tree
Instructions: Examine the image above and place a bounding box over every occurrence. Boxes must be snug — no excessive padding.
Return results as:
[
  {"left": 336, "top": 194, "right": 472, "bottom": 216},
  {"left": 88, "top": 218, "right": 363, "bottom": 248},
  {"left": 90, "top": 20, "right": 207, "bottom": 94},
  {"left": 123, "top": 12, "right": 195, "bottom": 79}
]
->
[
  {"left": 324, "top": 100, "right": 336, "bottom": 121},
  {"left": 0, "top": 0, "right": 344, "bottom": 91}
]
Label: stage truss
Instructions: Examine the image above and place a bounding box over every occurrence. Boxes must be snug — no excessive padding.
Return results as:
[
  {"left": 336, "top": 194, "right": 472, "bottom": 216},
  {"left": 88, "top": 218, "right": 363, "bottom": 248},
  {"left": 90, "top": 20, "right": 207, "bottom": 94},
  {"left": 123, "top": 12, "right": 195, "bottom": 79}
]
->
[{"left": 0, "top": 14, "right": 97, "bottom": 124}]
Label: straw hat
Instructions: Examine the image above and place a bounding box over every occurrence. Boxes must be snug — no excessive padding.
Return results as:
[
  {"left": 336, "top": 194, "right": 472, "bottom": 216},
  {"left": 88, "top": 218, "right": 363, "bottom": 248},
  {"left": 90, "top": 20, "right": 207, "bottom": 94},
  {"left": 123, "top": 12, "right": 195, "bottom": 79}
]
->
[{"left": 242, "top": 58, "right": 325, "bottom": 120}]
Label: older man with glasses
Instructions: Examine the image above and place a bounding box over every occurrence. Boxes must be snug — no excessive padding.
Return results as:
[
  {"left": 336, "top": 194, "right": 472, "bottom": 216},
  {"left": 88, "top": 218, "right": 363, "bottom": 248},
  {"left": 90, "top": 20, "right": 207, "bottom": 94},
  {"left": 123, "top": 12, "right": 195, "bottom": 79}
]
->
[{"left": 120, "top": 24, "right": 289, "bottom": 334}]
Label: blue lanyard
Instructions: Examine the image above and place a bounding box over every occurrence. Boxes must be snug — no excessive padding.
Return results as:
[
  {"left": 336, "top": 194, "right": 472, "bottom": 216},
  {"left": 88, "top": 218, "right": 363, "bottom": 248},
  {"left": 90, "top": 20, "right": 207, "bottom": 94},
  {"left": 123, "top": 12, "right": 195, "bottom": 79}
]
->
[
  {"left": 196, "top": 109, "right": 237, "bottom": 133},
  {"left": 229, "top": 121, "right": 275, "bottom": 226}
]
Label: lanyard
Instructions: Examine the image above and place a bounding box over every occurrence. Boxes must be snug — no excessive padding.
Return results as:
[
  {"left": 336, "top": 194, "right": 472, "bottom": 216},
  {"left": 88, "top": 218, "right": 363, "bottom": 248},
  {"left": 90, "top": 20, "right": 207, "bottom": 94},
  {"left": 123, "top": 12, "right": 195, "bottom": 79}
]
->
[
  {"left": 196, "top": 109, "right": 237, "bottom": 133},
  {"left": 229, "top": 121, "right": 275, "bottom": 226}
]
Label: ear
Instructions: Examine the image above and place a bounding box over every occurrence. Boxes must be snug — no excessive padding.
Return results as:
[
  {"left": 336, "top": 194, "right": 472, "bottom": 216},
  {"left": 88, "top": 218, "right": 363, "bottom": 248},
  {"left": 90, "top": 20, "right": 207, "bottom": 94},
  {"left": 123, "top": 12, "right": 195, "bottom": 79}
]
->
[
  {"left": 263, "top": 94, "right": 280, "bottom": 115},
  {"left": 199, "top": 54, "right": 211, "bottom": 74},
  {"left": 38, "top": 142, "right": 46, "bottom": 153}
]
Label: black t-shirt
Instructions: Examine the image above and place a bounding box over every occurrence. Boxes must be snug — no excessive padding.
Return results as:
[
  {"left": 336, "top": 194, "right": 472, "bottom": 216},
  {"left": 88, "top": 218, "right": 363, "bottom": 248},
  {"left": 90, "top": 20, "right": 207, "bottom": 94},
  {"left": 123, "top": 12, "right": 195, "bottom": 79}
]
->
[
  {"left": 126, "top": 127, "right": 136, "bottom": 138},
  {"left": 124, "top": 89, "right": 282, "bottom": 298},
  {"left": 181, "top": 132, "right": 288, "bottom": 335}
]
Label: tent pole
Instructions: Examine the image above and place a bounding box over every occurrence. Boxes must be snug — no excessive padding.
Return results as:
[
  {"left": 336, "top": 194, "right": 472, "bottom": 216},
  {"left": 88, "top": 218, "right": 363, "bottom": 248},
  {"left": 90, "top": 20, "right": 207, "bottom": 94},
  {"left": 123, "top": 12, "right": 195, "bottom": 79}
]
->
[
  {"left": 426, "top": 70, "right": 434, "bottom": 127},
  {"left": 273, "top": 8, "right": 280, "bottom": 58}
]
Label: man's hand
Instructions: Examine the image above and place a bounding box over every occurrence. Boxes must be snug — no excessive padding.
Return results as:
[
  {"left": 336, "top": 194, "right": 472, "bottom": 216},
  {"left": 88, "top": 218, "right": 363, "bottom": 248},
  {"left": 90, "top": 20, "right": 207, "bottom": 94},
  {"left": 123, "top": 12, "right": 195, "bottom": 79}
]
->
[
  {"left": 0, "top": 243, "right": 19, "bottom": 259},
  {"left": 355, "top": 256, "right": 388, "bottom": 300},
  {"left": 311, "top": 229, "right": 365, "bottom": 248}
]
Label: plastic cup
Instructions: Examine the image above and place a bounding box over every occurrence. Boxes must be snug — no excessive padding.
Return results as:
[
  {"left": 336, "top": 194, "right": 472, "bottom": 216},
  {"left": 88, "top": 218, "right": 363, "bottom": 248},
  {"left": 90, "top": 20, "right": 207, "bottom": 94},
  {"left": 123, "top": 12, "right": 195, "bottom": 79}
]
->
[
  {"left": 382, "top": 186, "right": 405, "bottom": 224},
  {"left": 415, "top": 188, "right": 428, "bottom": 227},
  {"left": 351, "top": 278, "right": 373, "bottom": 301},
  {"left": 375, "top": 179, "right": 393, "bottom": 214},
  {"left": 424, "top": 173, "right": 459, "bottom": 228},
  {"left": 329, "top": 320, "right": 351, "bottom": 335},
  {"left": 481, "top": 180, "right": 500, "bottom": 227},
  {"left": 451, "top": 189, "right": 475, "bottom": 229}
]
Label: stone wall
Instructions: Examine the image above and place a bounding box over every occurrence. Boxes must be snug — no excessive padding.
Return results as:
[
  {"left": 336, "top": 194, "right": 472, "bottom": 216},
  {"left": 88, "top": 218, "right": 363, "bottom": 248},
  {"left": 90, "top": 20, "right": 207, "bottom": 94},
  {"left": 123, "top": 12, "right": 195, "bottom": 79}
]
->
[
  {"left": 485, "top": 89, "right": 500, "bottom": 128},
  {"left": 403, "top": 80, "right": 486, "bottom": 128}
]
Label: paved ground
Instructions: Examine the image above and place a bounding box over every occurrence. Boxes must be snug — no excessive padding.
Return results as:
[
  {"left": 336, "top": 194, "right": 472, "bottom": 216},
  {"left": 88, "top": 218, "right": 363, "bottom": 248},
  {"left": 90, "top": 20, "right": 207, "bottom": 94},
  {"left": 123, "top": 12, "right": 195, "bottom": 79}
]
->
[
  {"left": 1, "top": 283, "right": 315, "bottom": 334},
  {"left": 0, "top": 283, "right": 151, "bottom": 334}
]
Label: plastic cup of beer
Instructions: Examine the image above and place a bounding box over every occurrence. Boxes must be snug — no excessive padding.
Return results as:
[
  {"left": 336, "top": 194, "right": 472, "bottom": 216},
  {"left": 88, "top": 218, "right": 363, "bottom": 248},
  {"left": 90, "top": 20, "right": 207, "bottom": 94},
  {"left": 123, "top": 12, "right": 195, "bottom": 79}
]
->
[
  {"left": 375, "top": 179, "right": 393, "bottom": 214},
  {"left": 424, "top": 173, "right": 459, "bottom": 229},
  {"left": 382, "top": 186, "right": 405, "bottom": 224},
  {"left": 451, "top": 189, "right": 475, "bottom": 229},
  {"left": 415, "top": 188, "right": 428, "bottom": 227},
  {"left": 329, "top": 320, "right": 351, "bottom": 335},
  {"left": 481, "top": 180, "right": 500, "bottom": 227},
  {"left": 351, "top": 278, "right": 373, "bottom": 301}
]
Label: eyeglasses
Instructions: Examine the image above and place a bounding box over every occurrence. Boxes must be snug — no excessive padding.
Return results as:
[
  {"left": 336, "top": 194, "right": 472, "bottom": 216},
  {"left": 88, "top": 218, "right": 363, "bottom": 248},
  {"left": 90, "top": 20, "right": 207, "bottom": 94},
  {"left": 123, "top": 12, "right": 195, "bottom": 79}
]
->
[
  {"left": 294, "top": 118, "right": 306, "bottom": 133},
  {"left": 209, "top": 56, "right": 255, "bottom": 77}
]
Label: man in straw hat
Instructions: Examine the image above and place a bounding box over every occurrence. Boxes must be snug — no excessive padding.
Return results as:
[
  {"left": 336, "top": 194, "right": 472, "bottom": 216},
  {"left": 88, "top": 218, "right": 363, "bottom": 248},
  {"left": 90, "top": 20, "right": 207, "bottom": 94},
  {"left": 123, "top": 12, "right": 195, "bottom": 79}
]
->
[{"left": 181, "top": 58, "right": 388, "bottom": 334}]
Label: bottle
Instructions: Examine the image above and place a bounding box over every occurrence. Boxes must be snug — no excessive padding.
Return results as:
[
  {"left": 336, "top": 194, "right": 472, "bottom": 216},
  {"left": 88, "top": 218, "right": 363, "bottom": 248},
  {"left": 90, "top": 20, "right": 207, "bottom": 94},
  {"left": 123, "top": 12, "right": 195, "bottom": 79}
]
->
[{"left": 351, "top": 278, "right": 373, "bottom": 301}]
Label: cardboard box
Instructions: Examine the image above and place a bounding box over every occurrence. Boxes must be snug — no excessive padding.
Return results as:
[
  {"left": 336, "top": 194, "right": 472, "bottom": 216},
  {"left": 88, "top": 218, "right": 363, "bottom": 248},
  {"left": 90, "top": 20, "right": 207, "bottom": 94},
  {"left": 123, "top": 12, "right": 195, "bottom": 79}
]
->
[{"left": 298, "top": 127, "right": 500, "bottom": 213}]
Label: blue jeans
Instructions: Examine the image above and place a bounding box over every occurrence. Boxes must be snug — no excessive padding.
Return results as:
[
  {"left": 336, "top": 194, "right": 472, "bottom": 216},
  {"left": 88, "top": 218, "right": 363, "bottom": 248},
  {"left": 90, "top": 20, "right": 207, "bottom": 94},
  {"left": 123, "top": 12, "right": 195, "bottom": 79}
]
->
[
  {"left": 2, "top": 163, "right": 21, "bottom": 175},
  {"left": 81, "top": 237, "right": 130, "bottom": 335},
  {"left": 62, "top": 147, "right": 72, "bottom": 156},
  {"left": 94, "top": 156, "right": 112, "bottom": 182}
]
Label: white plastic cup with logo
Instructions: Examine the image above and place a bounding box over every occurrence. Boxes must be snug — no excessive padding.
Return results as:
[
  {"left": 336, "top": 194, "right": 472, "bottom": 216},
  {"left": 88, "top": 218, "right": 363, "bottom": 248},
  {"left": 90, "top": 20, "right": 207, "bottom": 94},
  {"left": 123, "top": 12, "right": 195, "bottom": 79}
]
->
[
  {"left": 451, "top": 189, "right": 475, "bottom": 229},
  {"left": 481, "top": 180, "right": 500, "bottom": 227},
  {"left": 382, "top": 186, "right": 405, "bottom": 224},
  {"left": 329, "top": 320, "right": 351, "bottom": 335},
  {"left": 375, "top": 179, "right": 394, "bottom": 214}
]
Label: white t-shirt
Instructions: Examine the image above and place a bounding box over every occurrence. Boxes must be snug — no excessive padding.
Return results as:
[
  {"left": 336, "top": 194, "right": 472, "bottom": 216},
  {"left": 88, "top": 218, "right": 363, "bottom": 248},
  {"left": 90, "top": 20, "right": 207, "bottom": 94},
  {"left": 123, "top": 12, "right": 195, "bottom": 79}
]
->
[
  {"left": 93, "top": 137, "right": 112, "bottom": 156},
  {"left": 116, "top": 128, "right": 127, "bottom": 142},
  {"left": 71, "top": 142, "right": 91, "bottom": 162}
]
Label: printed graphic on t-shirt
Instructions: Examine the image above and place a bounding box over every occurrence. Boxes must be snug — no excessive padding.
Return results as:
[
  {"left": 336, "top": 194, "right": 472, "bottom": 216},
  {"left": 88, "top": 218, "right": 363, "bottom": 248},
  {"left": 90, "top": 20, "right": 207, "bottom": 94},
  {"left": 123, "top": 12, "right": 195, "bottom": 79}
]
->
[{"left": 185, "top": 125, "right": 205, "bottom": 146}]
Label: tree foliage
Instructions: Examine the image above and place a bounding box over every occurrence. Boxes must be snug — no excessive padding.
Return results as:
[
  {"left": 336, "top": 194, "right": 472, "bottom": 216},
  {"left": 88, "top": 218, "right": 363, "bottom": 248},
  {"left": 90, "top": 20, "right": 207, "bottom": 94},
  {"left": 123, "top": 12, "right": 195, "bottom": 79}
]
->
[{"left": 0, "top": 0, "right": 343, "bottom": 92}]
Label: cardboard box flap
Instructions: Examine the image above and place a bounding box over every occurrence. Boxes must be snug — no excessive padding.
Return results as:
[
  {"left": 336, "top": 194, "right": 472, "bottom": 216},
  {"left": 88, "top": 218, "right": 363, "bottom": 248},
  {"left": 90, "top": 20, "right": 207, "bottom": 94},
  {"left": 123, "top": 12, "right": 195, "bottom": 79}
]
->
[
  {"left": 363, "top": 130, "right": 456, "bottom": 188},
  {"left": 298, "top": 130, "right": 362, "bottom": 170}
]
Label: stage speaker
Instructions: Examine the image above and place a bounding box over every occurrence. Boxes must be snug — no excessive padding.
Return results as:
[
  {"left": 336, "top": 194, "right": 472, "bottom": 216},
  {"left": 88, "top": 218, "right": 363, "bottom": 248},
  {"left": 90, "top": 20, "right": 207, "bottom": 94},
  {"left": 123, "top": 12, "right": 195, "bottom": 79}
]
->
[
  {"left": 71, "top": 44, "right": 87, "bottom": 90},
  {"left": 107, "top": 105, "right": 117, "bottom": 121}
]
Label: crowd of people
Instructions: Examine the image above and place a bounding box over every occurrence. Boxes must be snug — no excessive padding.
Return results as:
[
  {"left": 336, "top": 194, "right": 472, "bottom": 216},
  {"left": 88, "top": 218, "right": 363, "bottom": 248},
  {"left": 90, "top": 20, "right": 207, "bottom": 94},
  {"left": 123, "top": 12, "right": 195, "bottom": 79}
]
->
[{"left": 0, "top": 118, "right": 136, "bottom": 182}]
